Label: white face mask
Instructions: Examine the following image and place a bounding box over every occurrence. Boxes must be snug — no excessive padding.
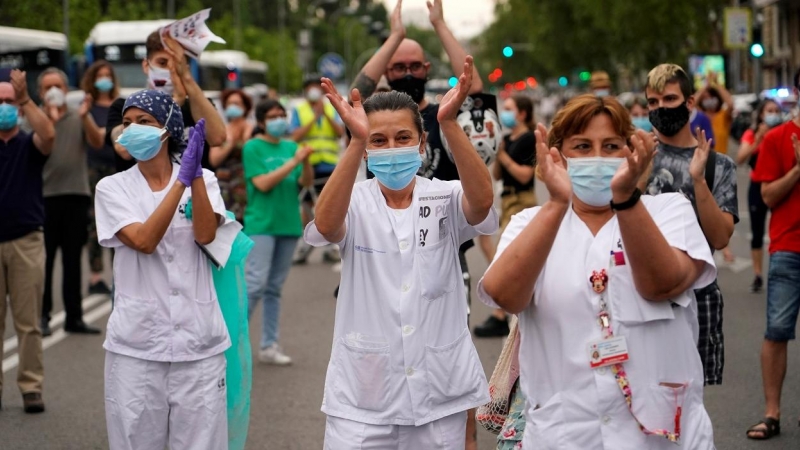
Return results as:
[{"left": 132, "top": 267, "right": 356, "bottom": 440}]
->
[
  {"left": 44, "top": 86, "right": 66, "bottom": 107},
  {"left": 307, "top": 87, "right": 323, "bottom": 102},
  {"left": 147, "top": 64, "right": 174, "bottom": 96}
]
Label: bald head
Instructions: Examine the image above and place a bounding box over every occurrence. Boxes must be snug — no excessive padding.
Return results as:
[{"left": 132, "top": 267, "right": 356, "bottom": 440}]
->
[
  {"left": 0, "top": 82, "right": 14, "bottom": 101},
  {"left": 386, "top": 39, "right": 430, "bottom": 82}
]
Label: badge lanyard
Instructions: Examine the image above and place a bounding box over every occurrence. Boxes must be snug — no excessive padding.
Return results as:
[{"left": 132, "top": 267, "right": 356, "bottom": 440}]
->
[{"left": 591, "top": 265, "right": 684, "bottom": 444}]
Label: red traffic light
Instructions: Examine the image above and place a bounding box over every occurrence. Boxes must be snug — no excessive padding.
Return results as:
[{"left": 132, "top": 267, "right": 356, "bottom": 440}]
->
[
  {"left": 493, "top": 68, "right": 503, "bottom": 78},
  {"left": 227, "top": 72, "right": 238, "bottom": 82},
  {"left": 514, "top": 81, "right": 526, "bottom": 91}
]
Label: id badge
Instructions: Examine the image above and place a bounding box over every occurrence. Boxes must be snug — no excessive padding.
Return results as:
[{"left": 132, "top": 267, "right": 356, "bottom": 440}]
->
[{"left": 587, "top": 336, "right": 630, "bottom": 369}]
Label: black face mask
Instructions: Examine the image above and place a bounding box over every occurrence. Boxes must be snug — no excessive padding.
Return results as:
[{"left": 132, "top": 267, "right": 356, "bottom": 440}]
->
[
  {"left": 649, "top": 102, "right": 690, "bottom": 137},
  {"left": 388, "top": 75, "right": 427, "bottom": 104}
]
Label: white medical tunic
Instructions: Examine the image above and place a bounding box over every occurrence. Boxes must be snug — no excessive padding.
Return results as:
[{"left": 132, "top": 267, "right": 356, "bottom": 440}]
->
[
  {"left": 95, "top": 164, "right": 231, "bottom": 362},
  {"left": 305, "top": 177, "right": 497, "bottom": 426},
  {"left": 479, "top": 194, "right": 717, "bottom": 450}
]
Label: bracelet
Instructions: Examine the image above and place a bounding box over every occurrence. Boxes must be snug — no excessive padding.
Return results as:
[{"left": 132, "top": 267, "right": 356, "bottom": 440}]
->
[
  {"left": 610, "top": 188, "right": 642, "bottom": 211},
  {"left": 18, "top": 98, "right": 31, "bottom": 106}
]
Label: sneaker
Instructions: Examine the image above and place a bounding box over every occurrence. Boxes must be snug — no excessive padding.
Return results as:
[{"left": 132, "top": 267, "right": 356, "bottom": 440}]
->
[
  {"left": 322, "top": 247, "right": 341, "bottom": 263},
  {"left": 750, "top": 275, "right": 764, "bottom": 293},
  {"left": 258, "top": 344, "right": 292, "bottom": 366},
  {"left": 22, "top": 392, "right": 45, "bottom": 414},
  {"left": 473, "top": 315, "right": 509, "bottom": 338},
  {"left": 293, "top": 244, "right": 313, "bottom": 265},
  {"left": 88, "top": 280, "right": 112, "bottom": 295}
]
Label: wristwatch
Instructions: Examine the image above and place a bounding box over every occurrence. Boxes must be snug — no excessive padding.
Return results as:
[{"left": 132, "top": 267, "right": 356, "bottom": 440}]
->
[{"left": 610, "top": 188, "right": 642, "bottom": 211}]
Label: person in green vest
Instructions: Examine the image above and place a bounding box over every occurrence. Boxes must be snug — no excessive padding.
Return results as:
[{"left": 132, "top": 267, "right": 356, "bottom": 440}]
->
[{"left": 290, "top": 75, "right": 345, "bottom": 264}]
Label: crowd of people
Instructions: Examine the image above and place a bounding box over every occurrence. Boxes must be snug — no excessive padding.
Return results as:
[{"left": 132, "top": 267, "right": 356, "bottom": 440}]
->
[{"left": 1, "top": 0, "right": 800, "bottom": 449}]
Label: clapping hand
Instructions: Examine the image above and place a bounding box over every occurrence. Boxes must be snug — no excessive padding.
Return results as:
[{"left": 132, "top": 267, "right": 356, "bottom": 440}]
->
[
  {"left": 178, "top": 119, "right": 206, "bottom": 187},
  {"left": 294, "top": 145, "right": 314, "bottom": 164},
  {"left": 437, "top": 56, "right": 474, "bottom": 123},
  {"left": 78, "top": 93, "right": 93, "bottom": 118},
  {"left": 391, "top": 0, "right": 406, "bottom": 38},
  {"left": 611, "top": 130, "right": 657, "bottom": 200},
  {"left": 534, "top": 123, "right": 572, "bottom": 205},
  {"left": 427, "top": 0, "right": 444, "bottom": 26},
  {"left": 321, "top": 78, "right": 369, "bottom": 142},
  {"left": 10, "top": 69, "right": 30, "bottom": 104},
  {"left": 689, "top": 127, "right": 713, "bottom": 183}
]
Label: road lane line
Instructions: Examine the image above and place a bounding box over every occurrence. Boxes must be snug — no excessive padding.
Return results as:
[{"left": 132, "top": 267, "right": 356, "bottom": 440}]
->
[
  {"left": 2, "top": 299, "right": 112, "bottom": 373},
  {"left": 2, "top": 294, "right": 108, "bottom": 355}
]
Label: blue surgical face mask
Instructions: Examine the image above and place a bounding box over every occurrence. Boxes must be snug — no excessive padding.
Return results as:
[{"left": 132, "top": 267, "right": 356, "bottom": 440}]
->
[
  {"left": 567, "top": 157, "right": 625, "bottom": 207},
  {"left": 764, "top": 113, "right": 783, "bottom": 128},
  {"left": 94, "top": 77, "right": 114, "bottom": 93},
  {"left": 500, "top": 110, "right": 517, "bottom": 128},
  {"left": 367, "top": 144, "right": 422, "bottom": 191},
  {"left": 0, "top": 103, "right": 19, "bottom": 131},
  {"left": 265, "top": 117, "right": 289, "bottom": 137},
  {"left": 116, "top": 124, "right": 168, "bottom": 161},
  {"left": 225, "top": 105, "right": 244, "bottom": 120},
  {"left": 632, "top": 116, "right": 652, "bottom": 132}
]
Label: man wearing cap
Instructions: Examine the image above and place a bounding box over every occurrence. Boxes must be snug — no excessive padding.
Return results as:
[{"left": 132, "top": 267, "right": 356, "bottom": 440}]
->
[
  {"left": 0, "top": 69, "right": 55, "bottom": 413},
  {"left": 589, "top": 70, "right": 612, "bottom": 97},
  {"left": 290, "top": 75, "right": 345, "bottom": 264}
]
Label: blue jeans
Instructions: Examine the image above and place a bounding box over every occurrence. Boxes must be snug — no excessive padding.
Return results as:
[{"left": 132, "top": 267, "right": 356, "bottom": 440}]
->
[
  {"left": 246, "top": 235, "right": 298, "bottom": 349},
  {"left": 765, "top": 251, "right": 800, "bottom": 342}
]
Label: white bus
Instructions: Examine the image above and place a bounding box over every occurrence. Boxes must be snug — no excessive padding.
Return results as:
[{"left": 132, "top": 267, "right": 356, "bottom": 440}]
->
[{"left": 0, "top": 26, "right": 70, "bottom": 102}]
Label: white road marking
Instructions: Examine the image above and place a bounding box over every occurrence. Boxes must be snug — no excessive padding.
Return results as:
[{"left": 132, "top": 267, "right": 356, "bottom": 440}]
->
[
  {"left": 2, "top": 294, "right": 108, "bottom": 355},
  {"left": 2, "top": 298, "right": 112, "bottom": 374}
]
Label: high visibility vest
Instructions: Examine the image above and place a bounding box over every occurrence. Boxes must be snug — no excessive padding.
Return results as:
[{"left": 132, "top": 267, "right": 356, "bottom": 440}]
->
[{"left": 296, "top": 101, "right": 340, "bottom": 166}]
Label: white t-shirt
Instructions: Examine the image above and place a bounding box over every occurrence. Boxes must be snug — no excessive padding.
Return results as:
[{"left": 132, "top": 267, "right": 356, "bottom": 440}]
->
[
  {"left": 479, "top": 193, "right": 717, "bottom": 450},
  {"left": 94, "top": 163, "right": 231, "bottom": 362},
  {"left": 305, "top": 177, "right": 498, "bottom": 426}
]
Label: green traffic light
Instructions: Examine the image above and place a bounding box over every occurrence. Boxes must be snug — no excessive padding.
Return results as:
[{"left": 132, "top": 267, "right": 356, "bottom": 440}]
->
[
  {"left": 502, "top": 46, "right": 514, "bottom": 58},
  {"left": 579, "top": 71, "right": 591, "bottom": 82},
  {"left": 750, "top": 43, "right": 764, "bottom": 58}
]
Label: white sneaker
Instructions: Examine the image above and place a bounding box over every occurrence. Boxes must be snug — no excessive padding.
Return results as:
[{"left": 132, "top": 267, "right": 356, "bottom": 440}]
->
[{"left": 258, "top": 344, "right": 292, "bottom": 366}]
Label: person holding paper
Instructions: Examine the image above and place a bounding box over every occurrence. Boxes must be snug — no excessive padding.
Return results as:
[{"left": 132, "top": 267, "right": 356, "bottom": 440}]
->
[
  {"left": 305, "top": 56, "right": 496, "bottom": 449},
  {"left": 94, "top": 90, "right": 230, "bottom": 450},
  {"left": 480, "top": 95, "right": 716, "bottom": 449},
  {"left": 105, "top": 31, "right": 226, "bottom": 173}
]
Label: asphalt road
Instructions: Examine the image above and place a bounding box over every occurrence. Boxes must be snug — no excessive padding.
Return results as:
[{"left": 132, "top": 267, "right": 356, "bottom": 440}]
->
[{"left": 2, "top": 159, "right": 800, "bottom": 450}]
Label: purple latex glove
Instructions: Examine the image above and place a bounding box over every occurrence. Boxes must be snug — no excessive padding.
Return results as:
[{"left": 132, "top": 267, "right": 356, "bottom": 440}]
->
[{"left": 178, "top": 119, "right": 206, "bottom": 186}]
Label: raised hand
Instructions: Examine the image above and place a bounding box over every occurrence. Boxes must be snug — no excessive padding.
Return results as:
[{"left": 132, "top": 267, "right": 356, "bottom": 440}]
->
[
  {"left": 162, "top": 35, "right": 188, "bottom": 79},
  {"left": 78, "top": 93, "right": 94, "bottom": 118},
  {"left": 390, "top": 0, "right": 406, "bottom": 38},
  {"left": 437, "top": 55, "right": 474, "bottom": 123},
  {"left": 689, "top": 127, "right": 713, "bottom": 183},
  {"left": 426, "top": 0, "right": 444, "bottom": 26},
  {"left": 321, "top": 78, "right": 369, "bottom": 142},
  {"left": 534, "top": 123, "right": 572, "bottom": 205},
  {"left": 178, "top": 119, "right": 206, "bottom": 186},
  {"left": 611, "top": 129, "right": 657, "bottom": 199},
  {"left": 10, "top": 69, "right": 30, "bottom": 103}
]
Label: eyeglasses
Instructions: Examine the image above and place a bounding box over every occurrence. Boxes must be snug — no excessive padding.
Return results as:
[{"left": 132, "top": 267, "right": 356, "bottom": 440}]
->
[{"left": 389, "top": 62, "right": 426, "bottom": 77}]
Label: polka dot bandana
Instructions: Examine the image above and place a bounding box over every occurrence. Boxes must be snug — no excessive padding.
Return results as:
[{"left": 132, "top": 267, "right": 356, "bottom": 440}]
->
[{"left": 123, "top": 89, "right": 184, "bottom": 144}]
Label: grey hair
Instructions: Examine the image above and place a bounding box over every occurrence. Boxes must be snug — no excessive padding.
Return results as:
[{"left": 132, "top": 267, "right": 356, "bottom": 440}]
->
[
  {"left": 37, "top": 67, "right": 69, "bottom": 89},
  {"left": 362, "top": 91, "right": 424, "bottom": 135}
]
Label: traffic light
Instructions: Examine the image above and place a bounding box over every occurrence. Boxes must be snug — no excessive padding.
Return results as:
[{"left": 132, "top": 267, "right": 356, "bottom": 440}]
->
[
  {"left": 448, "top": 76, "right": 458, "bottom": 87},
  {"left": 558, "top": 76, "right": 569, "bottom": 87},
  {"left": 750, "top": 27, "right": 764, "bottom": 59},
  {"left": 579, "top": 71, "right": 591, "bottom": 82},
  {"left": 502, "top": 46, "right": 514, "bottom": 58}
]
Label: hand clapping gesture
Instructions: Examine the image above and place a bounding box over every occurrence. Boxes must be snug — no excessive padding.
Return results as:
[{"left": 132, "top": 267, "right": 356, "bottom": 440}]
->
[
  {"left": 390, "top": 0, "right": 406, "bottom": 39},
  {"left": 10, "top": 69, "right": 30, "bottom": 104},
  {"left": 178, "top": 119, "right": 206, "bottom": 187},
  {"left": 689, "top": 127, "right": 714, "bottom": 183},
  {"left": 534, "top": 123, "right": 572, "bottom": 206},
  {"left": 437, "top": 56, "right": 474, "bottom": 123},
  {"left": 320, "top": 78, "right": 369, "bottom": 143},
  {"left": 610, "top": 129, "right": 657, "bottom": 199}
]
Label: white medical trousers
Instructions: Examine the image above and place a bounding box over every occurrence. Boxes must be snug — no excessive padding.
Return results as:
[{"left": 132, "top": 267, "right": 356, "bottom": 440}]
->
[
  {"left": 104, "top": 351, "right": 228, "bottom": 450},
  {"left": 324, "top": 411, "right": 467, "bottom": 450}
]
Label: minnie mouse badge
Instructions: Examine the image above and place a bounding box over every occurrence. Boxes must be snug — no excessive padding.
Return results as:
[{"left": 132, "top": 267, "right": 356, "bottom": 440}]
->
[{"left": 590, "top": 270, "right": 608, "bottom": 294}]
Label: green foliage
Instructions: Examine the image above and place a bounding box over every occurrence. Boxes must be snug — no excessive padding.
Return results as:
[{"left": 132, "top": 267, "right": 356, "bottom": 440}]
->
[{"left": 476, "top": 0, "right": 728, "bottom": 88}]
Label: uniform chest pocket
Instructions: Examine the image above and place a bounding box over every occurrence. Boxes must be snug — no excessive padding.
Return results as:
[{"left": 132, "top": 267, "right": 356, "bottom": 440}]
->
[
  {"left": 609, "top": 264, "right": 675, "bottom": 324},
  {"left": 417, "top": 237, "right": 457, "bottom": 301}
]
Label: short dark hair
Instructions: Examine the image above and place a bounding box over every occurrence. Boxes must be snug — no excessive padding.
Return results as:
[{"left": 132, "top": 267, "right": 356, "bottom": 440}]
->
[
  {"left": 221, "top": 89, "right": 253, "bottom": 116},
  {"left": 146, "top": 30, "right": 164, "bottom": 58},
  {"left": 255, "top": 99, "right": 286, "bottom": 123},
  {"left": 303, "top": 74, "right": 322, "bottom": 89},
  {"left": 362, "top": 91, "right": 423, "bottom": 136}
]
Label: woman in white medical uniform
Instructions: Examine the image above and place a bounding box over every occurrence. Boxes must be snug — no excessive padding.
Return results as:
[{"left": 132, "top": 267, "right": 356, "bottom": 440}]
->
[
  {"left": 305, "top": 56, "right": 497, "bottom": 449},
  {"left": 480, "top": 94, "right": 717, "bottom": 449},
  {"left": 95, "top": 90, "right": 231, "bottom": 450}
]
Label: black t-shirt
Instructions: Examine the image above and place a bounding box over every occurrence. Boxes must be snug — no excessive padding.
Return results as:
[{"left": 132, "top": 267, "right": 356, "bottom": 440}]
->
[
  {"left": 88, "top": 104, "right": 117, "bottom": 168},
  {"left": 419, "top": 103, "right": 460, "bottom": 181},
  {"left": 0, "top": 131, "right": 48, "bottom": 242},
  {"left": 106, "top": 97, "right": 212, "bottom": 172},
  {"left": 501, "top": 131, "right": 536, "bottom": 192}
]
